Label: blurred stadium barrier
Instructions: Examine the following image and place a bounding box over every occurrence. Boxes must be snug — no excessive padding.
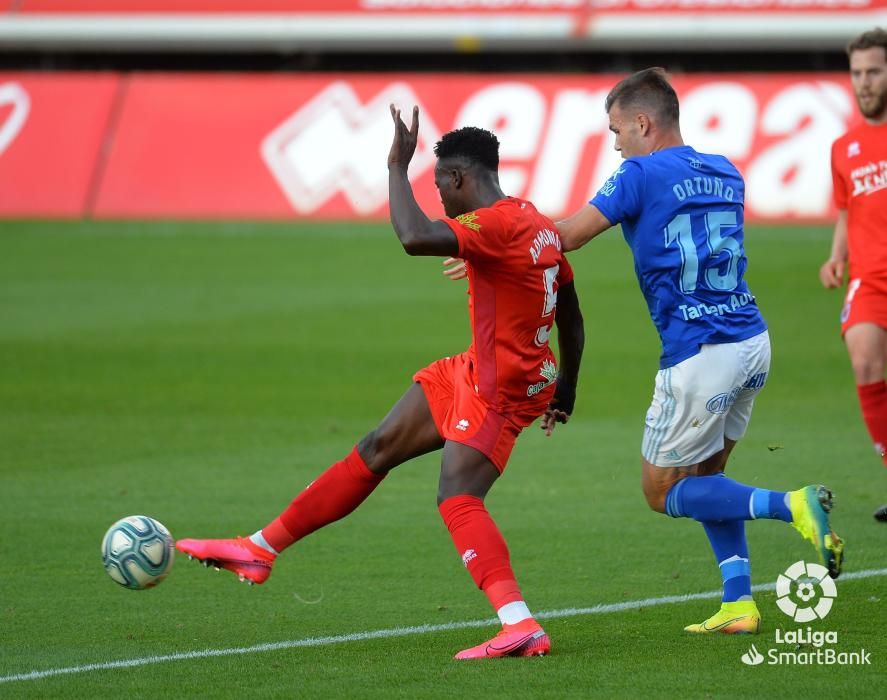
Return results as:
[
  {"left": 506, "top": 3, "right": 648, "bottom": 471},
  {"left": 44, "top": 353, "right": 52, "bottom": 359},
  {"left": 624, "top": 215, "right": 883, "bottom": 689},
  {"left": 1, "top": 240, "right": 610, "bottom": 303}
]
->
[
  {"left": 0, "top": 71, "right": 856, "bottom": 221},
  {"left": 0, "top": 1, "right": 884, "bottom": 51}
]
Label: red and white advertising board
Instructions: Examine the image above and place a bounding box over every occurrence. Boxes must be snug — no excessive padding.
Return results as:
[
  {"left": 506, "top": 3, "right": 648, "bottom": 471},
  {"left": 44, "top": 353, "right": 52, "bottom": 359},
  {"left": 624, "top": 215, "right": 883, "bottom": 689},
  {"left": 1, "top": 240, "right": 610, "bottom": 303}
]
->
[
  {"left": 0, "top": 71, "right": 861, "bottom": 222},
  {"left": 0, "top": 73, "right": 118, "bottom": 216},
  {"left": 97, "top": 72, "right": 858, "bottom": 222}
]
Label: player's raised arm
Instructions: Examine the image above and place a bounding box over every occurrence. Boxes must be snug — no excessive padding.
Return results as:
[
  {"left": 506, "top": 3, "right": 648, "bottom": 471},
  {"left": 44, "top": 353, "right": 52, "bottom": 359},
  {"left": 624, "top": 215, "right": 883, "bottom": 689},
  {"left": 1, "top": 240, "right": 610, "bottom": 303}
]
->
[
  {"left": 541, "top": 280, "right": 584, "bottom": 436},
  {"left": 387, "top": 104, "right": 459, "bottom": 257}
]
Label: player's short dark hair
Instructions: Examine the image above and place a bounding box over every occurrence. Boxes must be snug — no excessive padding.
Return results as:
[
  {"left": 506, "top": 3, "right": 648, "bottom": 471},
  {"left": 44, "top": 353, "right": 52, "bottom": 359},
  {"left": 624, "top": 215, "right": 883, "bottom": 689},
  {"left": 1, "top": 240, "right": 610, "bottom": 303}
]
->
[
  {"left": 847, "top": 27, "right": 887, "bottom": 56},
  {"left": 605, "top": 67, "right": 680, "bottom": 129},
  {"left": 434, "top": 126, "right": 499, "bottom": 171}
]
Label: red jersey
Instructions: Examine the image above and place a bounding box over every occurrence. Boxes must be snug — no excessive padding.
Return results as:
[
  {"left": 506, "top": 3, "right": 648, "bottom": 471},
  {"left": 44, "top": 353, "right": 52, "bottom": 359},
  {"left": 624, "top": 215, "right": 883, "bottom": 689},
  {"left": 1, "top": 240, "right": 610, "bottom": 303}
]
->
[
  {"left": 442, "top": 197, "right": 574, "bottom": 413},
  {"left": 831, "top": 121, "right": 887, "bottom": 280}
]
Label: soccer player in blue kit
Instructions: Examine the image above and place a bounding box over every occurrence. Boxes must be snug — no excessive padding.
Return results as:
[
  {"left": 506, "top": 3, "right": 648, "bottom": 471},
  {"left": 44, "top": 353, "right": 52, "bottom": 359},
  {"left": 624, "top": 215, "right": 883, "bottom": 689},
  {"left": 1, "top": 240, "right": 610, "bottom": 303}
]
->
[{"left": 555, "top": 68, "right": 845, "bottom": 633}]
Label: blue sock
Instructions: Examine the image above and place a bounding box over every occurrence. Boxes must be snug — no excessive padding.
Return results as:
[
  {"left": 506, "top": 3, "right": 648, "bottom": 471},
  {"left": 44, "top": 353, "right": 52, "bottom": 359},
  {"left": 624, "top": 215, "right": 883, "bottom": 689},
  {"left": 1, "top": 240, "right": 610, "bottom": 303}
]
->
[
  {"left": 750, "top": 488, "right": 792, "bottom": 522},
  {"left": 665, "top": 474, "right": 791, "bottom": 522},
  {"left": 702, "top": 520, "right": 752, "bottom": 602}
]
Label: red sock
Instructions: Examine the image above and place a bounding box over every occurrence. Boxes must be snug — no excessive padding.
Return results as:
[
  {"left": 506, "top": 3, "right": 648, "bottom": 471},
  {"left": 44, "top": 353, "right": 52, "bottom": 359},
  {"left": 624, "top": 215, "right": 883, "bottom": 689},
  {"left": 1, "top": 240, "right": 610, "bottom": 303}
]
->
[
  {"left": 857, "top": 381, "right": 887, "bottom": 466},
  {"left": 261, "top": 446, "right": 385, "bottom": 552},
  {"left": 439, "top": 495, "right": 524, "bottom": 611}
]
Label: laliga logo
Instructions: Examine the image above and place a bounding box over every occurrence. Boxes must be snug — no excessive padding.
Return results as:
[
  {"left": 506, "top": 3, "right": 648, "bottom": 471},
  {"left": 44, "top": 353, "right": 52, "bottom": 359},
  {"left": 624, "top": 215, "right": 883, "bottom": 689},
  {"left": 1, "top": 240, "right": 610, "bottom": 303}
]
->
[
  {"left": 775, "top": 560, "right": 837, "bottom": 622},
  {"left": 261, "top": 81, "right": 440, "bottom": 214}
]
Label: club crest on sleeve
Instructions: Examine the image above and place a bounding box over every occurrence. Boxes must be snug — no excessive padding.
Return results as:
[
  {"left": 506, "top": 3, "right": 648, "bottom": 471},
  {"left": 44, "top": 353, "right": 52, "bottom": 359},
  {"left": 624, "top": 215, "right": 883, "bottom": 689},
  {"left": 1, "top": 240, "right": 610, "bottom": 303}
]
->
[
  {"left": 456, "top": 212, "right": 481, "bottom": 231},
  {"left": 598, "top": 167, "right": 625, "bottom": 197}
]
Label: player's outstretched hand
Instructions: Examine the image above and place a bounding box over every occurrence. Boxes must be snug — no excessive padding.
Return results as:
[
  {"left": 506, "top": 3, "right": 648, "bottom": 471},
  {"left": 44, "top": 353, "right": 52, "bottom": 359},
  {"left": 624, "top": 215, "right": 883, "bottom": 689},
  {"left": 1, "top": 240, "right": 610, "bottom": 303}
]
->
[
  {"left": 819, "top": 258, "right": 845, "bottom": 289},
  {"left": 388, "top": 104, "right": 419, "bottom": 170},
  {"left": 443, "top": 257, "right": 467, "bottom": 281},
  {"left": 541, "top": 380, "right": 576, "bottom": 437}
]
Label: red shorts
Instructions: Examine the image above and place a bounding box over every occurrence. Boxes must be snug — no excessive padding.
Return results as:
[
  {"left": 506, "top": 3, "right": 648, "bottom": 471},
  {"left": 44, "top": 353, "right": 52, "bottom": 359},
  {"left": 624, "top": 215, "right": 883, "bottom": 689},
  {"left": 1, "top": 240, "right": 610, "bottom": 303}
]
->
[
  {"left": 841, "top": 277, "right": 887, "bottom": 335},
  {"left": 413, "top": 353, "right": 548, "bottom": 473}
]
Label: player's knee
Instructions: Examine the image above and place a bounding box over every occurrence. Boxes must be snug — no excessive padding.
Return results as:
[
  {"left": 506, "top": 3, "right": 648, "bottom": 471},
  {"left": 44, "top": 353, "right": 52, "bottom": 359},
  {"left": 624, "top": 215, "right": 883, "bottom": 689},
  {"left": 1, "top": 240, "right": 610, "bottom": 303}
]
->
[
  {"left": 641, "top": 478, "right": 668, "bottom": 513},
  {"left": 357, "top": 429, "right": 395, "bottom": 475},
  {"left": 436, "top": 469, "right": 469, "bottom": 505},
  {"left": 436, "top": 485, "right": 454, "bottom": 506},
  {"left": 849, "top": 351, "right": 884, "bottom": 384}
]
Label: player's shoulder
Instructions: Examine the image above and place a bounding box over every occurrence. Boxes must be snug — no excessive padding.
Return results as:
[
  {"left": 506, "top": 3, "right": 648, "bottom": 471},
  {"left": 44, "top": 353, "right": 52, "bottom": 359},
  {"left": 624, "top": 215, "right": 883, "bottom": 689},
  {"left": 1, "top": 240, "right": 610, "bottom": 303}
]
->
[
  {"left": 488, "top": 196, "right": 550, "bottom": 226},
  {"left": 493, "top": 197, "right": 562, "bottom": 245},
  {"left": 838, "top": 120, "right": 870, "bottom": 139},
  {"left": 596, "top": 158, "right": 646, "bottom": 197},
  {"left": 679, "top": 146, "right": 739, "bottom": 172},
  {"left": 830, "top": 126, "right": 860, "bottom": 166},
  {"left": 627, "top": 146, "right": 733, "bottom": 176},
  {"left": 455, "top": 197, "right": 538, "bottom": 242},
  {"left": 831, "top": 121, "right": 872, "bottom": 152},
  {"left": 490, "top": 196, "right": 532, "bottom": 212},
  {"left": 452, "top": 199, "right": 509, "bottom": 231},
  {"left": 612, "top": 156, "right": 647, "bottom": 175},
  {"left": 682, "top": 149, "right": 745, "bottom": 187}
]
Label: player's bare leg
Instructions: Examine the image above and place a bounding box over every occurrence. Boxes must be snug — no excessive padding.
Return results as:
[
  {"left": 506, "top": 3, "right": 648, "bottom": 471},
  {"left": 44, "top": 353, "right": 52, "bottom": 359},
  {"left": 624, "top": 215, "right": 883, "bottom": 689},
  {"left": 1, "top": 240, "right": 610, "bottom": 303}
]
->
[
  {"left": 640, "top": 441, "right": 736, "bottom": 514},
  {"left": 357, "top": 382, "right": 446, "bottom": 475},
  {"left": 845, "top": 322, "right": 887, "bottom": 385},
  {"left": 643, "top": 438, "right": 843, "bottom": 634},
  {"left": 641, "top": 446, "right": 760, "bottom": 634},
  {"left": 438, "top": 442, "right": 550, "bottom": 659},
  {"left": 844, "top": 323, "right": 887, "bottom": 520},
  {"left": 176, "top": 383, "right": 445, "bottom": 583}
]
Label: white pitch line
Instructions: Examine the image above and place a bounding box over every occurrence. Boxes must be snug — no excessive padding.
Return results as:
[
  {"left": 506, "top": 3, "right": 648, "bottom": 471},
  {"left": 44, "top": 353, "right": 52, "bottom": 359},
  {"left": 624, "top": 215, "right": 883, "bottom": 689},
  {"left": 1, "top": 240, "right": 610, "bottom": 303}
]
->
[{"left": 2, "top": 567, "right": 885, "bottom": 685}]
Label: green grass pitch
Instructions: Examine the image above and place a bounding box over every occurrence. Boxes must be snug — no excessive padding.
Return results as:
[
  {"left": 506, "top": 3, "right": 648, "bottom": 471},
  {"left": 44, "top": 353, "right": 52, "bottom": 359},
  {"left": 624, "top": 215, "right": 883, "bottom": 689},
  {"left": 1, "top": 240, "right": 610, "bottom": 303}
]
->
[{"left": 1, "top": 220, "right": 885, "bottom": 698}]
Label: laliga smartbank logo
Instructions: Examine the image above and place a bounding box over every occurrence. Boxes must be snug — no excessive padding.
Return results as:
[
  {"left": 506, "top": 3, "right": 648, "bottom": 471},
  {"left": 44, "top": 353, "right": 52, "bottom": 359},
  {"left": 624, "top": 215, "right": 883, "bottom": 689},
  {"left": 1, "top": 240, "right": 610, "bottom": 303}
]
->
[
  {"left": 775, "top": 560, "right": 836, "bottom": 622},
  {"left": 740, "top": 560, "right": 871, "bottom": 667}
]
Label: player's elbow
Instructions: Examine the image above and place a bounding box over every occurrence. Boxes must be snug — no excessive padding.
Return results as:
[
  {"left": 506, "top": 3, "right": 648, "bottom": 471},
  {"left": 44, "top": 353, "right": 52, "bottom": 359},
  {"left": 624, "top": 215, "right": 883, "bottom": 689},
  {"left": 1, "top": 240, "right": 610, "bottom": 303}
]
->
[
  {"left": 560, "top": 232, "right": 580, "bottom": 252},
  {"left": 400, "top": 238, "right": 424, "bottom": 256},
  {"left": 556, "top": 221, "right": 583, "bottom": 252},
  {"left": 396, "top": 230, "right": 423, "bottom": 255}
]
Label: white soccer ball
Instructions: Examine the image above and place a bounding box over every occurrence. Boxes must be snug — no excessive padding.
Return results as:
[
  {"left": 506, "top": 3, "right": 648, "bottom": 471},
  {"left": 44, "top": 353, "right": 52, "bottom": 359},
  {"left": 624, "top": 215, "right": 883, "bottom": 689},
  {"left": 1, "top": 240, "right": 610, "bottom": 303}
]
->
[{"left": 101, "top": 515, "right": 175, "bottom": 590}]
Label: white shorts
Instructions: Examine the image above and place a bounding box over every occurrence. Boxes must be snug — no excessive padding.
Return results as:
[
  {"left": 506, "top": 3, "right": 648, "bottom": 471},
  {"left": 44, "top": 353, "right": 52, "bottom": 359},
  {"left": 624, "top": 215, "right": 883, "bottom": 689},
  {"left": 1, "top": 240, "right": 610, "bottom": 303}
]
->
[{"left": 642, "top": 330, "right": 771, "bottom": 467}]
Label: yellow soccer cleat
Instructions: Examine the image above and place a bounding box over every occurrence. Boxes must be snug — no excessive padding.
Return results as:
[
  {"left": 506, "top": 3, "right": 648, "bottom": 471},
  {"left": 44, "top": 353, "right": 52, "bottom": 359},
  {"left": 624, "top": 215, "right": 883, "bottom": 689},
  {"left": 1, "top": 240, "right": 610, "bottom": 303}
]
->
[
  {"left": 789, "top": 485, "right": 844, "bottom": 579},
  {"left": 684, "top": 601, "right": 761, "bottom": 635}
]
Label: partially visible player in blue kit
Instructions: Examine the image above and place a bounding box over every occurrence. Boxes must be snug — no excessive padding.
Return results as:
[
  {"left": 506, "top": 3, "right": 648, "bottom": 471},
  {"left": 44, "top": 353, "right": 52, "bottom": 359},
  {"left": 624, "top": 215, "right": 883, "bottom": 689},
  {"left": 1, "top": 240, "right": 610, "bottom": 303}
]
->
[{"left": 556, "top": 68, "right": 844, "bottom": 633}]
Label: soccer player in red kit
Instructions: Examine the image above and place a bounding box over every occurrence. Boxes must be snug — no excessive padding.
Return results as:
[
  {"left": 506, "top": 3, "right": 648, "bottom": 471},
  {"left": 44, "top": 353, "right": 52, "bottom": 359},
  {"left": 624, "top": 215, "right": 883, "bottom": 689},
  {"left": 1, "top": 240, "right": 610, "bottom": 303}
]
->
[
  {"left": 176, "top": 106, "right": 585, "bottom": 659},
  {"left": 820, "top": 28, "right": 887, "bottom": 522}
]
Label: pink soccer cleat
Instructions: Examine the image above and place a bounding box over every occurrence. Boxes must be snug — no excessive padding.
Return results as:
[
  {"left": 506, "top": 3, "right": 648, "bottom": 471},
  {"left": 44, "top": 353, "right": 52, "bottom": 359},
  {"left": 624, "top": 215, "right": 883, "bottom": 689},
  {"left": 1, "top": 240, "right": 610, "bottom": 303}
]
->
[
  {"left": 454, "top": 618, "right": 550, "bottom": 660},
  {"left": 176, "top": 536, "right": 275, "bottom": 585}
]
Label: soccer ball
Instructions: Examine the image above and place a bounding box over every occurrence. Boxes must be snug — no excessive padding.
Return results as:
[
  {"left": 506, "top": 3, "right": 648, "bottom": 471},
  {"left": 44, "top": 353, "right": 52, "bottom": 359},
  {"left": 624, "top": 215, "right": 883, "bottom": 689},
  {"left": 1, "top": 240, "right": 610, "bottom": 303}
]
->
[{"left": 101, "top": 515, "right": 175, "bottom": 590}]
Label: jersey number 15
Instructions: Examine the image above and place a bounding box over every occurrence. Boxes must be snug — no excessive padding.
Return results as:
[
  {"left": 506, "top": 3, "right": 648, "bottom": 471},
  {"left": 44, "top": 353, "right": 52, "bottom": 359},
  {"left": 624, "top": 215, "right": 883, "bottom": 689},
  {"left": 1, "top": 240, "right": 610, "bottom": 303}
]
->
[{"left": 665, "top": 211, "right": 740, "bottom": 293}]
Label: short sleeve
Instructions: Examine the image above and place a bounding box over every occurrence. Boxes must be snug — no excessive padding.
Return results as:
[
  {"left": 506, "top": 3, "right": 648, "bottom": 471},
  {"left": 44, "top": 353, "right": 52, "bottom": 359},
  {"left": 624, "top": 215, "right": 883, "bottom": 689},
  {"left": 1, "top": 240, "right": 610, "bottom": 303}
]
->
[
  {"left": 442, "top": 207, "right": 510, "bottom": 262},
  {"left": 557, "top": 255, "right": 575, "bottom": 286},
  {"left": 831, "top": 139, "right": 848, "bottom": 210},
  {"left": 589, "top": 160, "right": 645, "bottom": 226}
]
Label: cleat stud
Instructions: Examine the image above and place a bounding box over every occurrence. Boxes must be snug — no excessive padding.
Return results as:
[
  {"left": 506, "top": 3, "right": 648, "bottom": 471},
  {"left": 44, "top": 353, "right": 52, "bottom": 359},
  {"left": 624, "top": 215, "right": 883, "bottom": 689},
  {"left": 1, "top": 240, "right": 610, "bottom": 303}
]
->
[
  {"left": 203, "top": 561, "right": 210, "bottom": 567},
  {"left": 817, "top": 486, "right": 834, "bottom": 513},
  {"left": 188, "top": 554, "right": 193, "bottom": 561}
]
